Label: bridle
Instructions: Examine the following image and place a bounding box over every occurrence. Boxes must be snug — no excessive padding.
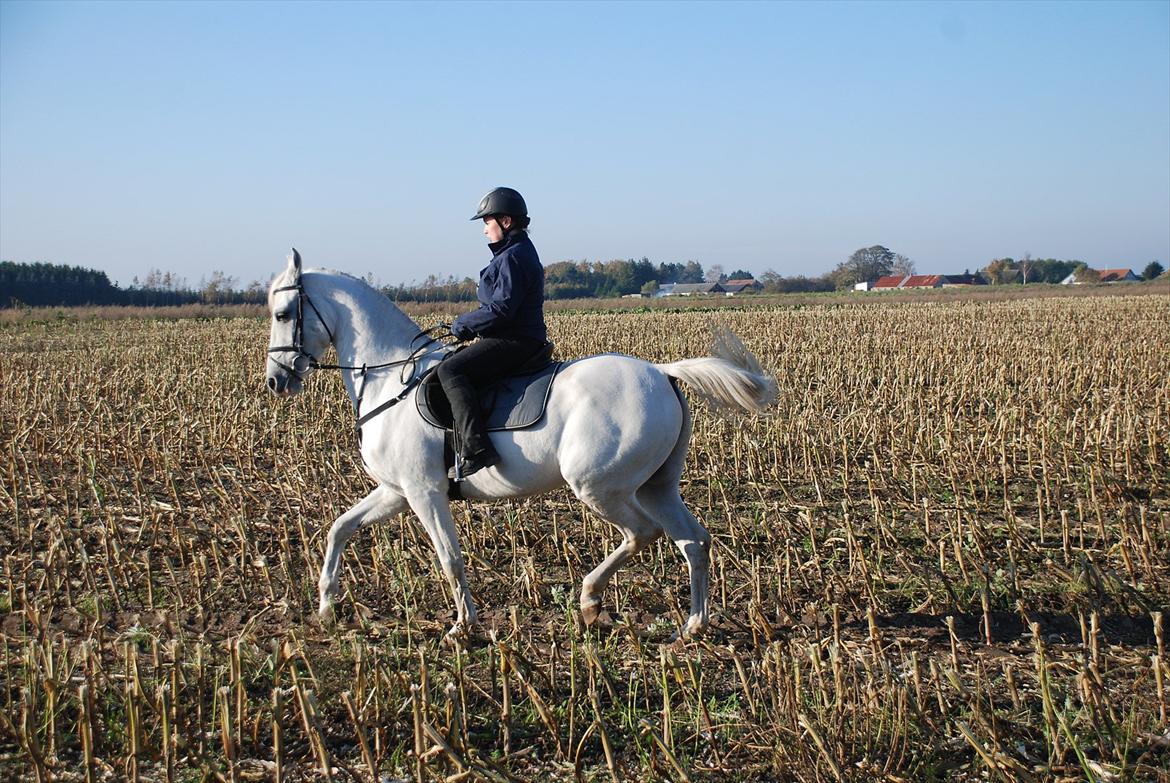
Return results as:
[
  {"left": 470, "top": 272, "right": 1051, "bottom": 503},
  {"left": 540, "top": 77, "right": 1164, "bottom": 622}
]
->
[
  {"left": 267, "top": 272, "right": 336, "bottom": 380},
  {"left": 267, "top": 269, "right": 456, "bottom": 437}
]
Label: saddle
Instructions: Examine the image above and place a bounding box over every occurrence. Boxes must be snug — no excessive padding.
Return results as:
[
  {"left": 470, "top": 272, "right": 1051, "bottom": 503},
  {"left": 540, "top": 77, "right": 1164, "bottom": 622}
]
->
[{"left": 417, "top": 341, "right": 562, "bottom": 432}]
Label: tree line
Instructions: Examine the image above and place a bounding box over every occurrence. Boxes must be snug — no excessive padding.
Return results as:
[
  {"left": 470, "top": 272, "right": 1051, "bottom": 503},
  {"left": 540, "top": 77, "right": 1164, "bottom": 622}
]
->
[
  {"left": 0, "top": 262, "right": 267, "bottom": 308},
  {"left": 3, "top": 251, "right": 1163, "bottom": 309},
  {"left": 2, "top": 259, "right": 718, "bottom": 307}
]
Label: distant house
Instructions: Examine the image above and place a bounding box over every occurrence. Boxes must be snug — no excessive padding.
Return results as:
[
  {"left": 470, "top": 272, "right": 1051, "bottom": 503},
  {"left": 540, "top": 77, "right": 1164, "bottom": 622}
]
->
[
  {"left": 722, "top": 280, "right": 762, "bottom": 295},
  {"left": 1060, "top": 268, "right": 1140, "bottom": 284},
  {"left": 723, "top": 278, "right": 762, "bottom": 294},
  {"left": 668, "top": 282, "right": 725, "bottom": 296},
  {"left": 865, "top": 273, "right": 984, "bottom": 291},
  {"left": 942, "top": 273, "right": 986, "bottom": 287},
  {"left": 901, "top": 275, "right": 946, "bottom": 289},
  {"left": 871, "top": 275, "right": 906, "bottom": 290}
]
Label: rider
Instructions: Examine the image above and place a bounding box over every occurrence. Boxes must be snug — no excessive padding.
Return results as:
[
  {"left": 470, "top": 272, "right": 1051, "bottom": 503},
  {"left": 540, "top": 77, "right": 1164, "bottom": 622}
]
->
[{"left": 439, "top": 187, "right": 547, "bottom": 479}]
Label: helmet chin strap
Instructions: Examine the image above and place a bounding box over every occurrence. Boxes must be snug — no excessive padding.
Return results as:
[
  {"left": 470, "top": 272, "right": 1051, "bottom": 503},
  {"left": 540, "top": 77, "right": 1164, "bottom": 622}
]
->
[{"left": 487, "top": 216, "right": 510, "bottom": 242}]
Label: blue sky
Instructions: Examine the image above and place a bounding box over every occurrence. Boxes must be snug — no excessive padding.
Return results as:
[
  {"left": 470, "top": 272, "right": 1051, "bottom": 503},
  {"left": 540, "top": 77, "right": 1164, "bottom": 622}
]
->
[{"left": 1, "top": 0, "right": 1167, "bottom": 288}]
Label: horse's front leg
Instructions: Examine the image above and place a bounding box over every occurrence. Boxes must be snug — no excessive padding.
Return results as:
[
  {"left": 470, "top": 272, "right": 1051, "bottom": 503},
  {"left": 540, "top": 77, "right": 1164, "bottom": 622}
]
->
[
  {"left": 318, "top": 486, "right": 408, "bottom": 624},
  {"left": 406, "top": 489, "right": 477, "bottom": 637}
]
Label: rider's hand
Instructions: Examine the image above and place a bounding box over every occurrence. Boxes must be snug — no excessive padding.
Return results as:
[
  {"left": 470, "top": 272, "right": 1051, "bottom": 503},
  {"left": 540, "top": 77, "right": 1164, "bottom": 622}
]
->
[{"left": 450, "top": 319, "right": 474, "bottom": 342}]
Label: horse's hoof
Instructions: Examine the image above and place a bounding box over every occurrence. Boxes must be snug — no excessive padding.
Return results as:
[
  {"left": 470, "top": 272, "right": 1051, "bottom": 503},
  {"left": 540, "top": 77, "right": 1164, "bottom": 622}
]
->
[
  {"left": 580, "top": 601, "right": 602, "bottom": 627},
  {"left": 671, "top": 617, "right": 707, "bottom": 641},
  {"left": 317, "top": 601, "right": 336, "bottom": 627},
  {"left": 444, "top": 622, "right": 469, "bottom": 643}
]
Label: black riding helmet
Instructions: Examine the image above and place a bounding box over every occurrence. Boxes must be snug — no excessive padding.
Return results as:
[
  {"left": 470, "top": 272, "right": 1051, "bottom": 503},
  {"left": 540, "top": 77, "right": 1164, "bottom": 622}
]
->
[{"left": 470, "top": 187, "right": 527, "bottom": 221}]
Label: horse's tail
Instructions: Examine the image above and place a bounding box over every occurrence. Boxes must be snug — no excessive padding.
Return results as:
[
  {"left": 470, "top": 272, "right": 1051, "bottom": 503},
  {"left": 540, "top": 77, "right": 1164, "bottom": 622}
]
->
[{"left": 655, "top": 327, "right": 777, "bottom": 414}]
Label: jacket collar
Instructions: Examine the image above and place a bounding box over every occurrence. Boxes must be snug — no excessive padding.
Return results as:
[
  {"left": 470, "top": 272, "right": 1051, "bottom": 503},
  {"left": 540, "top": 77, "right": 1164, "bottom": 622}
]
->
[{"left": 488, "top": 229, "right": 527, "bottom": 256}]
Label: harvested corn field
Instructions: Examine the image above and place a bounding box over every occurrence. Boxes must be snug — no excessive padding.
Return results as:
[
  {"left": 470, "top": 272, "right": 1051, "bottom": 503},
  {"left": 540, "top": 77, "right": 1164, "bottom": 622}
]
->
[{"left": 2, "top": 293, "right": 1169, "bottom": 781}]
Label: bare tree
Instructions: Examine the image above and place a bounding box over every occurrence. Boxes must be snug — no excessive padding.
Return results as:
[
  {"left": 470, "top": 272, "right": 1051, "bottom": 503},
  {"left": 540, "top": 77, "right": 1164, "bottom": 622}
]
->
[
  {"left": 140, "top": 269, "right": 189, "bottom": 291},
  {"left": 244, "top": 279, "right": 268, "bottom": 300},
  {"left": 201, "top": 271, "right": 237, "bottom": 304},
  {"left": 893, "top": 254, "right": 916, "bottom": 276},
  {"left": 1019, "top": 252, "right": 1033, "bottom": 285}
]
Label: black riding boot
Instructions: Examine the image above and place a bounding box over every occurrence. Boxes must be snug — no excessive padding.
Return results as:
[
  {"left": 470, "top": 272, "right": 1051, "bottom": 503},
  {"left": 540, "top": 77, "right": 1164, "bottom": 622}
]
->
[{"left": 442, "top": 373, "right": 500, "bottom": 479}]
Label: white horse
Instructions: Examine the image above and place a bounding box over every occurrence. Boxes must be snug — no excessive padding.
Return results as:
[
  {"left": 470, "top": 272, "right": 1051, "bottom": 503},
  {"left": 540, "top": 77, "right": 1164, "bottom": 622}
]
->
[{"left": 265, "top": 251, "right": 776, "bottom": 639}]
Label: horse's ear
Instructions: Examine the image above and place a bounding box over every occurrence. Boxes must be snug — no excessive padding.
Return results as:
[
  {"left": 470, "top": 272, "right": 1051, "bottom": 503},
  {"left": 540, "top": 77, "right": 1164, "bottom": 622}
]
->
[{"left": 289, "top": 248, "right": 302, "bottom": 273}]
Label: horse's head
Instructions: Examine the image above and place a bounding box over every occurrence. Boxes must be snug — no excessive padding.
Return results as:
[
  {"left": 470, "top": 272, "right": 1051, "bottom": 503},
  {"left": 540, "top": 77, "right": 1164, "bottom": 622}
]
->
[{"left": 265, "top": 249, "right": 333, "bottom": 396}]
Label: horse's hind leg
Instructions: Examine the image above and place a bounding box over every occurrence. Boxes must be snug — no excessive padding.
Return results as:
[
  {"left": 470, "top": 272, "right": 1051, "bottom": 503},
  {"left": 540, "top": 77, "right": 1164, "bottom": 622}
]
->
[
  {"left": 633, "top": 380, "right": 711, "bottom": 638},
  {"left": 318, "top": 486, "right": 409, "bottom": 624},
  {"left": 574, "top": 490, "right": 662, "bottom": 626},
  {"left": 636, "top": 484, "right": 712, "bottom": 638}
]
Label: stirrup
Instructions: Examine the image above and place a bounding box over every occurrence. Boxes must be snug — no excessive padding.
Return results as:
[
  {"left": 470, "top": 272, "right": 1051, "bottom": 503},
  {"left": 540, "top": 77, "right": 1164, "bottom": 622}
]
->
[{"left": 448, "top": 449, "right": 500, "bottom": 481}]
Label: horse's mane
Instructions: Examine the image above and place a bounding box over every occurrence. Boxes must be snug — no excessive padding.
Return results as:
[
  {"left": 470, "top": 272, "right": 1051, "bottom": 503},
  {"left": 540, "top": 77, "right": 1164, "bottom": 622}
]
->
[
  {"left": 311, "top": 267, "right": 366, "bottom": 285},
  {"left": 268, "top": 262, "right": 423, "bottom": 342},
  {"left": 269, "top": 265, "right": 390, "bottom": 304},
  {"left": 308, "top": 268, "right": 401, "bottom": 309}
]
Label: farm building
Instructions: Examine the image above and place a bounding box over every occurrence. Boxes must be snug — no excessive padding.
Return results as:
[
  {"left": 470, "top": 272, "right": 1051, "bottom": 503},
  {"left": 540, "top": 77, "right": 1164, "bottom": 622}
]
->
[
  {"left": 1060, "top": 268, "right": 1140, "bottom": 284},
  {"left": 723, "top": 278, "right": 762, "bottom": 293},
  {"left": 941, "top": 273, "right": 986, "bottom": 287},
  {"left": 871, "top": 275, "right": 906, "bottom": 290},
  {"left": 1097, "top": 268, "right": 1141, "bottom": 282},
  {"left": 901, "top": 275, "right": 946, "bottom": 289},
  {"left": 667, "top": 282, "right": 725, "bottom": 296},
  {"left": 865, "top": 273, "right": 987, "bottom": 290}
]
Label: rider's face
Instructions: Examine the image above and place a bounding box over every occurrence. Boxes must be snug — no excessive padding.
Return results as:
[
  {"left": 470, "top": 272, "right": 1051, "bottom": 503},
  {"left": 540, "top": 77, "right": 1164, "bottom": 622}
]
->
[{"left": 482, "top": 216, "right": 510, "bottom": 243}]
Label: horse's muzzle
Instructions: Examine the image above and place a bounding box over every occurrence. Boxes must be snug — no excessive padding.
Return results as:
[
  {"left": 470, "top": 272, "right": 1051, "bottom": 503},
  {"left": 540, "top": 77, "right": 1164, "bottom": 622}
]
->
[{"left": 266, "top": 371, "right": 301, "bottom": 397}]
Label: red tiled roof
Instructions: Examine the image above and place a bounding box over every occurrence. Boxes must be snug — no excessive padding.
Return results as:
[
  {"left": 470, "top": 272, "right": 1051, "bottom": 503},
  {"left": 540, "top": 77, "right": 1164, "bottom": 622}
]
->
[
  {"left": 902, "top": 275, "right": 945, "bottom": 288},
  {"left": 872, "top": 275, "right": 904, "bottom": 288},
  {"left": 725, "top": 278, "right": 758, "bottom": 287},
  {"left": 1097, "top": 268, "right": 1135, "bottom": 282}
]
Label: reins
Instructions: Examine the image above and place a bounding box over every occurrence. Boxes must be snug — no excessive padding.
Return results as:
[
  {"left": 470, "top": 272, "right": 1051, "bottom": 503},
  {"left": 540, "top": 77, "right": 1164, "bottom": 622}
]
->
[
  {"left": 342, "top": 325, "right": 457, "bottom": 443},
  {"left": 268, "top": 271, "right": 458, "bottom": 439}
]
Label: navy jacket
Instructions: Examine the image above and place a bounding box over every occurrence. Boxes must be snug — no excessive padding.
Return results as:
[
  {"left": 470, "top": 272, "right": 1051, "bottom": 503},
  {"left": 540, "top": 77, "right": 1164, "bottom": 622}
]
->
[{"left": 452, "top": 231, "right": 546, "bottom": 341}]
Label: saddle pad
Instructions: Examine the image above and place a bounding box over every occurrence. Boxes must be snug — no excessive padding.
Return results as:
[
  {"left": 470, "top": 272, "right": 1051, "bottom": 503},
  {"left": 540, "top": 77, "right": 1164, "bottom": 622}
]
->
[{"left": 417, "top": 361, "right": 563, "bottom": 432}]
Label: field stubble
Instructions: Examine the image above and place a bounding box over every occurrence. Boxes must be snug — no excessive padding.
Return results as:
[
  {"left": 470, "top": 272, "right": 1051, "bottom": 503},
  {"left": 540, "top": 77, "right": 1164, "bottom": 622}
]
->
[{"left": 1, "top": 294, "right": 1168, "bottom": 781}]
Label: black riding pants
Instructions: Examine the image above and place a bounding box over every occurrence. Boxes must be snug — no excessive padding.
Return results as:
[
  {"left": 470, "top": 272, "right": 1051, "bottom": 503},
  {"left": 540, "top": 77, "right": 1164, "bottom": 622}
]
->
[{"left": 436, "top": 336, "right": 544, "bottom": 454}]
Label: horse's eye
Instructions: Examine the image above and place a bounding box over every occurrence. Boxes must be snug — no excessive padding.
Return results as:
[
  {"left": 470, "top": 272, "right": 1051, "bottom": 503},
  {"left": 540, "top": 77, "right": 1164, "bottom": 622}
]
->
[{"left": 275, "top": 311, "right": 290, "bottom": 323}]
